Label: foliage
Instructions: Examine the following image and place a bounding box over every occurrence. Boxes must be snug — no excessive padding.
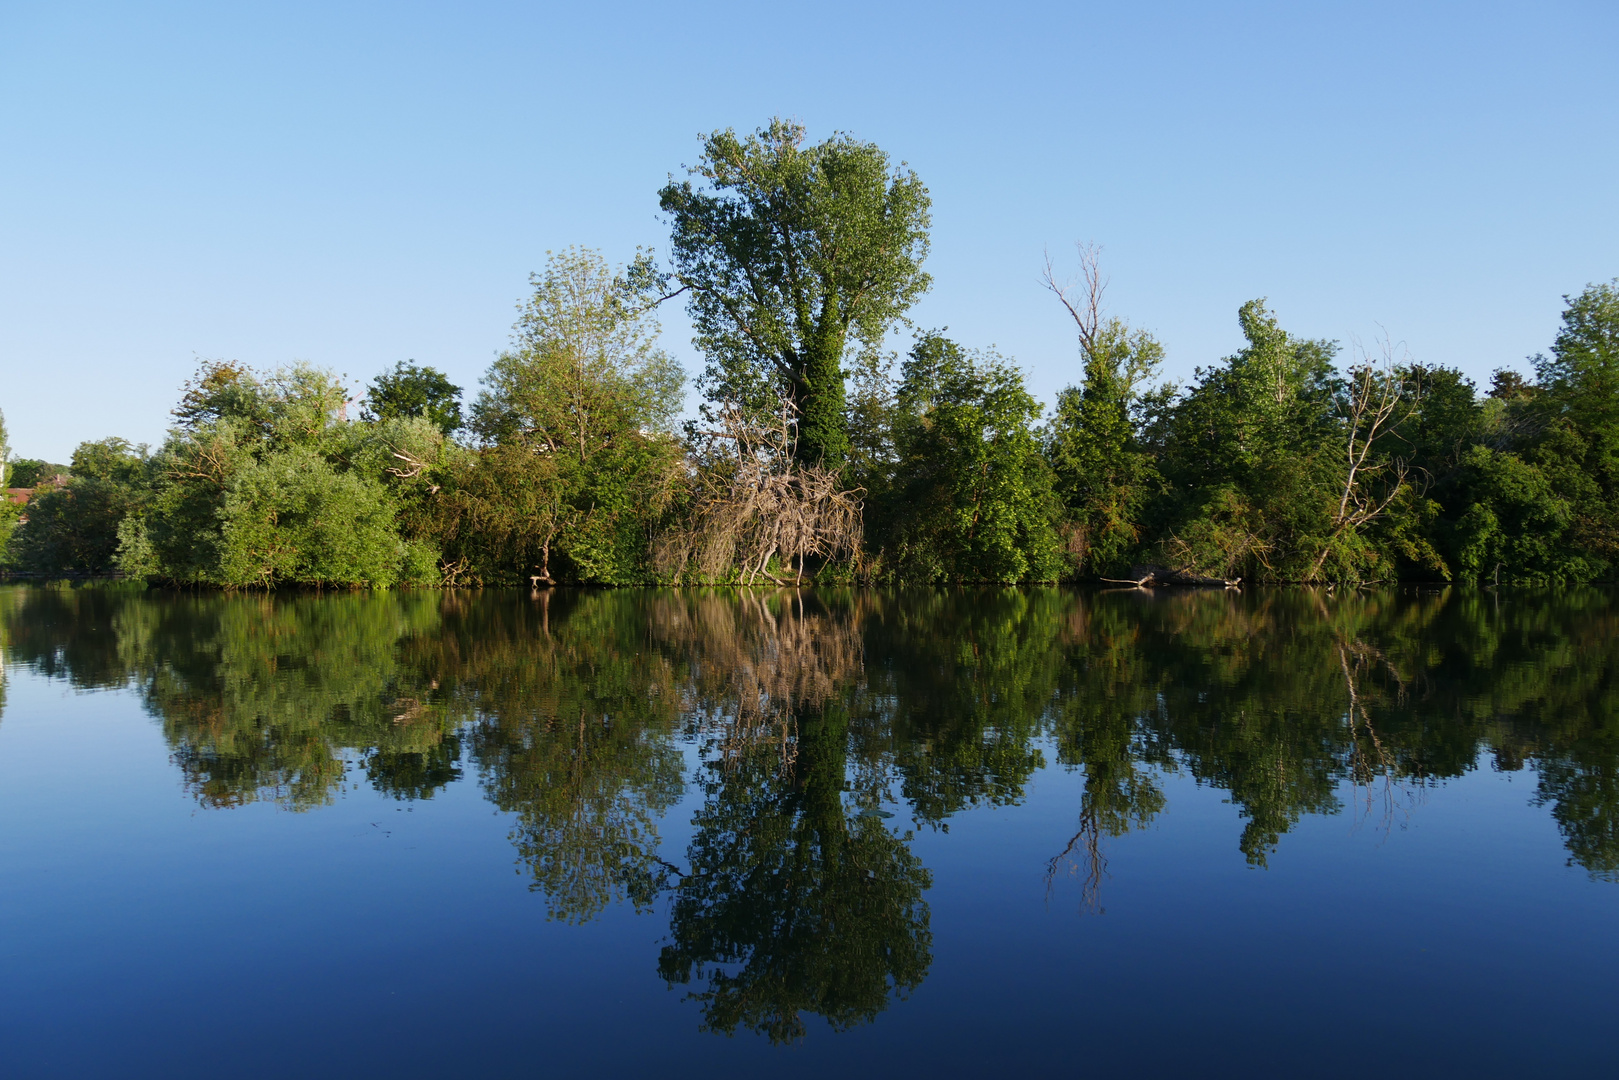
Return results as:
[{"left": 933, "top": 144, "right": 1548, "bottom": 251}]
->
[
  {"left": 471, "top": 247, "right": 683, "bottom": 451},
  {"left": 131, "top": 361, "right": 405, "bottom": 587},
  {"left": 8, "top": 459, "right": 69, "bottom": 488},
  {"left": 447, "top": 247, "right": 687, "bottom": 584},
  {"left": 0, "top": 501, "right": 18, "bottom": 566},
  {"left": 659, "top": 118, "right": 932, "bottom": 469},
  {"left": 342, "top": 413, "right": 468, "bottom": 586},
  {"left": 362, "top": 361, "right": 464, "bottom": 435},
  {"left": 216, "top": 448, "right": 401, "bottom": 587},
  {"left": 0, "top": 412, "right": 16, "bottom": 560},
  {"left": 1394, "top": 281, "right": 1619, "bottom": 585},
  {"left": 9, "top": 438, "right": 148, "bottom": 574},
  {"left": 1152, "top": 300, "right": 1345, "bottom": 580},
  {"left": 874, "top": 334, "right": 1062, "bottom": 583}
]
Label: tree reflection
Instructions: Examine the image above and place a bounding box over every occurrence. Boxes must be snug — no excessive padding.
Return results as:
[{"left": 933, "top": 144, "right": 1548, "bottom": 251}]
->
[
  {"left": 653, "top": 593, "right": 932, "bottom": 1044},
  {"left": 366, "top": 733, "right": 463, "bottom": 802},
  {"left": 5, "top": 581, "right": 1619, "bottom": 1034},
  {"left": 411, "top": 591, "right": 688, "bottom": 922},
  {"left": 139, "top": 594, "right": 452, "bottom": 809},
  {"left": 1043, "top": 597, "right": 1170, "bottom": 909},
  {"left": 866, "top": 589, "right": 1057, "bottom": 824}
]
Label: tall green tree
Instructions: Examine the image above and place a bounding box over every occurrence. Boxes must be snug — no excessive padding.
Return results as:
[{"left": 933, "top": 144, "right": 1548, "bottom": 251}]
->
[
  {"left": 658, "top": 119, "right": 932, "bottom": 469},
  {"left": 454, "top": 247, "right": 686, "bottom": 584},
  {"left": 1042, "top": 247, "right": 1166, "bottom": 577},
  {"left": 471, "top": 248, "right": 682, "bottom": 453},
  {"left": 362, "top": 361, "right": 464, "bottom": 436}
]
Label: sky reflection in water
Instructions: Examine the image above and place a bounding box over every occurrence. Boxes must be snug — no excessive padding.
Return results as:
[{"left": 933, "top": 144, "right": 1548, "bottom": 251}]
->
[{"left": 1, "top": 585, "right": 1615, "bottom": 1077}]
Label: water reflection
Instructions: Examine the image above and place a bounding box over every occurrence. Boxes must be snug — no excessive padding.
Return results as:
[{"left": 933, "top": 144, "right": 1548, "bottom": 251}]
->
[
  {"left": 654, "top": 594, "right": 931, "bottom": 1042},
  {"left": 4, "top": 584, "right": 1619, "bottom": 1038}
]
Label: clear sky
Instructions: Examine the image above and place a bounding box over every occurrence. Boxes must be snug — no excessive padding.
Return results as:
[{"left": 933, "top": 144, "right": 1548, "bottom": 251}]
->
[{"left": 2, "top": 0, "right": 1615, "bottom": 463}]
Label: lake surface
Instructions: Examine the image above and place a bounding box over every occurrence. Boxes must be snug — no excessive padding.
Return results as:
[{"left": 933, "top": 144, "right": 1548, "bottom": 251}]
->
[{"left": 1, "top": 585, "right": 1615, "bottom": 1077}]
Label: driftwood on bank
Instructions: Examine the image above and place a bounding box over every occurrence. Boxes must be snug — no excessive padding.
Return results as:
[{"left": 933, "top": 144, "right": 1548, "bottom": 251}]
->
[{"left": 1100, "top": 564, "right": 1241, "bottom": 589}]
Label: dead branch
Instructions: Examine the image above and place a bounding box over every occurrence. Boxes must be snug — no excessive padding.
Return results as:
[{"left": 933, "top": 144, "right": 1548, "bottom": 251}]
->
[
  {"left": 1100, "top": 564, "right": 1241, "bottom": 588},
  {"left": 1042, "top": 241, "right": 1106, "bottom": 358},
  {"left": 386, "top": 447, "right": 431, "bottom": 479},
  {"left": 654, "top": 400, "right": 863, "bottom": 584},
  {"left": 1306, "top": 335, "right": 1417, "bottom": 582}
]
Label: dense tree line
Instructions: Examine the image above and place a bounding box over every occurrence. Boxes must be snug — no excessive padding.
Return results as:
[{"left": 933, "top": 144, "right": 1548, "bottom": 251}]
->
[{"left": 5, "top": 120, "right": 1618, "bottom": 585}]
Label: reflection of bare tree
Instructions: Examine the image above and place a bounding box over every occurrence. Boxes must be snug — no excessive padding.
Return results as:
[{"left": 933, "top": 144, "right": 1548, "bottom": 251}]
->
[
  {"left": 648, "top": 591, "right": 866, "bottom": 774},
  {"left": 1044, "top": 759, "right": 1168, "bottom": 915},
  {"left": 1338, "top": 640, "right": 1422, "bottom": 837},
  {"left": 1046, "top": 803, "right": 1107, "bottom": 914}
]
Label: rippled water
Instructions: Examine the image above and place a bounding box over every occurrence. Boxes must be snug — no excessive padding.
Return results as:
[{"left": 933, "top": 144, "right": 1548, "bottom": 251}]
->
[{"left": 1, "top": 585, "right": 1615, "bottom": 1077}]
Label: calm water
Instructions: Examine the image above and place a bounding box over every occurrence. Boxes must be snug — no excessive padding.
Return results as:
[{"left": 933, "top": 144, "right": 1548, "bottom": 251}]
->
[{"left": 1, "top": 585, "right": 1615, "bottom": 1077}]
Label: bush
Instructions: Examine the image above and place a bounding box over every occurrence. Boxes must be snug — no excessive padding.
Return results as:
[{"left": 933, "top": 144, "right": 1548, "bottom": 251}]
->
[{"left": 217, "top": 450, "right": 400, "bottom": 587}]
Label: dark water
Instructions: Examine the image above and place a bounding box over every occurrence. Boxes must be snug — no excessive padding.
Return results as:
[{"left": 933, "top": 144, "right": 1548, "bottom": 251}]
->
[{"left": 1, "top": 585, "right": 1615, "bottom": 1077}]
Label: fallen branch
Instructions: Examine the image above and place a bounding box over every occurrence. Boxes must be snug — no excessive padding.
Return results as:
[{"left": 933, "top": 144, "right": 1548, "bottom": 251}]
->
[{"left": 1101, "top": 564, "right": 1241, "bottom": 588}]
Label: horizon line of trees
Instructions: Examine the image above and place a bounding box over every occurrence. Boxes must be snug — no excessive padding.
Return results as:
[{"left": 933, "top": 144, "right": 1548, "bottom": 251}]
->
[{"left": 4, "top": 118, "right": 1618, "bottom": 587}]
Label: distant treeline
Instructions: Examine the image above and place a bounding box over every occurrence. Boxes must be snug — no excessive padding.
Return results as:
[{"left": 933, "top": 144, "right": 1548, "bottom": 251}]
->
[{"left": 3, "top": 119, "right": 1617, "bottom": 587}]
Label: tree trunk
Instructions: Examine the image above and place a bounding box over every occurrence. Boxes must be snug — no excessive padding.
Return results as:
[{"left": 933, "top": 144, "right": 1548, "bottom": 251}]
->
[{"left": 793, "top": 300, "right": 849, "bottom": 470}]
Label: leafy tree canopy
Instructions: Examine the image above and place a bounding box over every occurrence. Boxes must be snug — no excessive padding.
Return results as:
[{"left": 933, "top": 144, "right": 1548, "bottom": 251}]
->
[
  {"left": 472, "top": 246, "right": 683, "bottom": 454},
  {"left": 362, "top": 361, "right": 464, "bottom": 436},
  {"left": 877, "top": 333, "right": 1062, "bottom": 583},
  {"left": 659, "top": 119, "right": 932, "bottom": 469}
]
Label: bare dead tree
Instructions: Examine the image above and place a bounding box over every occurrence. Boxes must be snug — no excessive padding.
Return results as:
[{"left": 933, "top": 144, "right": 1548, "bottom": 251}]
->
[
  {"left": 1042, "top": 241, "right": 1106, "bottom": 358},
  {"left": 654, "top": 401, "right": 863, "bottom": 585},
  {"left": 1306, "top": 335, "right": 1418, "bottom": 582}
]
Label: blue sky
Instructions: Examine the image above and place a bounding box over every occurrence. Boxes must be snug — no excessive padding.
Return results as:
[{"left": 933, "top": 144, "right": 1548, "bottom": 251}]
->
[{"left": 2, "top": 0, "right": 1615, "bottom": 463}]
